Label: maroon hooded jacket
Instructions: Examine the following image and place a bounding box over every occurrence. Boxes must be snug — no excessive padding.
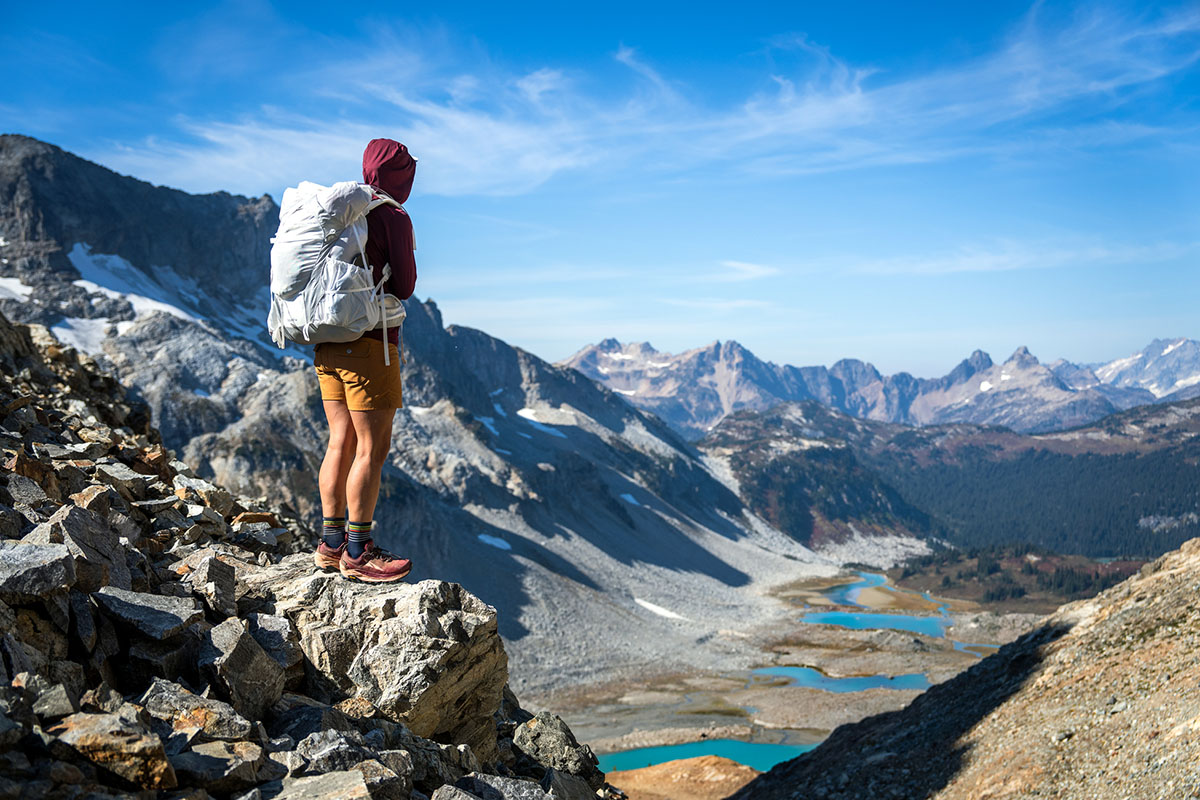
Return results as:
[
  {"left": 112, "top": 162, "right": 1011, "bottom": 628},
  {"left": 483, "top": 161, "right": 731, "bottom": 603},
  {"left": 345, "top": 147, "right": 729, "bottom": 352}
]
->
[{"left": 360, "top": 138, "right": 417, "bottom": 346}]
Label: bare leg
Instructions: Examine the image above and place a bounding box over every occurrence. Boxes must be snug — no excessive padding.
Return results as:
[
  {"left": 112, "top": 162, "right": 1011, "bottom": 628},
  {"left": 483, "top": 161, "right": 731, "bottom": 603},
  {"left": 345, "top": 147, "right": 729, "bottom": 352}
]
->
[
  {"left": 319, "top": 400, "right": 357, "bottom": 519},
  {"left": 346, "top": 408, "right": 396, "bottom": 523}
]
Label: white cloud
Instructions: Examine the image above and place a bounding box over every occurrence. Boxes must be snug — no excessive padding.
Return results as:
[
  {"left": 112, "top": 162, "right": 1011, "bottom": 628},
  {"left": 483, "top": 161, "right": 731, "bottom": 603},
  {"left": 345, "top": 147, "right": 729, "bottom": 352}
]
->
[
  {"left": 846, "top": 239, "right": 1197, "bottom": 276},
  {"left": 85, "top": 6, "right": 1200, "bottom": 198},
  {"left": 711, "top": 260, "right": 781, "bottom": 281}
]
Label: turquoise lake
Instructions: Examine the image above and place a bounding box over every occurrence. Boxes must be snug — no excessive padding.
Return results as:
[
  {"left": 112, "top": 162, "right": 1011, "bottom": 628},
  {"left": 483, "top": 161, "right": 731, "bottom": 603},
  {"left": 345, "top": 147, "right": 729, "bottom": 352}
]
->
[
  {"left": 753, "top": 665, "right": 931, "bottom": 692},
  {"left": 799, "top": 609, "right": 948, "bottom": 638},
  {"left": 599, "top": 572, "right": 975, "bottom": 772},
  {"left": 597, "top": 738, "right": 816, "bottom": 773}
]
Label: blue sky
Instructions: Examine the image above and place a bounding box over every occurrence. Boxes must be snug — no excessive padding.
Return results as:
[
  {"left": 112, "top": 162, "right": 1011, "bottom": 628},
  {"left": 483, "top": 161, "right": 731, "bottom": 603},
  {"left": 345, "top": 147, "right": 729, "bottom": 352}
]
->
[{"left": 3, "top": 1, "right": 1199, "bottom": 375}]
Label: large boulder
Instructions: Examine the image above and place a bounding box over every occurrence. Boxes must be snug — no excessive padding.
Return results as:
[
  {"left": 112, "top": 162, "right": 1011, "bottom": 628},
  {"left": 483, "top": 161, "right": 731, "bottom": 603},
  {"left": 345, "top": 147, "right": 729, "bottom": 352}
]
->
[
  {"left": 199, "top": 617, "right": 286, "bottom": 721},
  {"left": 252, "top": 556, "right": 508, "bottom": 764}
]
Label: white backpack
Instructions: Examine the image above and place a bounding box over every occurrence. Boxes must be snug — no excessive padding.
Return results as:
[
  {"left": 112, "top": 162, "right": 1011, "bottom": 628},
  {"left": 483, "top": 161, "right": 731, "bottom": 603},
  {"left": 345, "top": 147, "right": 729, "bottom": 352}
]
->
[{"left": 267, "top": 181, "right": 407, "bottom": 365}]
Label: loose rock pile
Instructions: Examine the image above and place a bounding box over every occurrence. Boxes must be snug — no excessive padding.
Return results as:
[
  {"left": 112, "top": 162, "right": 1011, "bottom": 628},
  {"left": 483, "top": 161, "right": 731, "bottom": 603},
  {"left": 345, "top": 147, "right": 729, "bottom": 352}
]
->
[{"left": 0, "top": 311, "right": 608, "bottom": 799}]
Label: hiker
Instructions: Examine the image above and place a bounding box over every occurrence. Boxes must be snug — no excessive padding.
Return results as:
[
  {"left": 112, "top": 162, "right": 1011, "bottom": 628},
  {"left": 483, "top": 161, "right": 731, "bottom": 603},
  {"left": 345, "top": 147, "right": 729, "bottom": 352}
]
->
[{"left": 310, "top": 138, "right": 418, "bottom": 582}]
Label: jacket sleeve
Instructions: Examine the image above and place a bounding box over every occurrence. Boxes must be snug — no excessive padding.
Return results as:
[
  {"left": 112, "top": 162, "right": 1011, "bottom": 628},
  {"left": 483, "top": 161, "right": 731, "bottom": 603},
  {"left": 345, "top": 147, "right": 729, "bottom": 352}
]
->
[{"left": 367, "top": 207, "right": 417, "bottom": 300}]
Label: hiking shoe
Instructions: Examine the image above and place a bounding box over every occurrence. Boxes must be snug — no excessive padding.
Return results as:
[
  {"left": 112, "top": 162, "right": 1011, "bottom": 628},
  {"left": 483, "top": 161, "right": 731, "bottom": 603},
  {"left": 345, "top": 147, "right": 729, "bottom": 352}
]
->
[
  {"left": 313, "top": 539, "right": 346, "bottom": 572},
  {"left": 339, "top": 540, "right": 412, "bottom": 583}
]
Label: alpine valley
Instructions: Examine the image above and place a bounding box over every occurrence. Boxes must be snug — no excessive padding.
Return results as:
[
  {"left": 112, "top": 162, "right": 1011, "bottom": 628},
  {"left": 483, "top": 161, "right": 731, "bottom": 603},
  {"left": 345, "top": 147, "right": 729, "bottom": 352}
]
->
[
  {"left": 3, "top": 135, "right": 1197, "bottom": 692},
  {"left": 4, "top": 134, "right": 1200, "bottom": 800}
]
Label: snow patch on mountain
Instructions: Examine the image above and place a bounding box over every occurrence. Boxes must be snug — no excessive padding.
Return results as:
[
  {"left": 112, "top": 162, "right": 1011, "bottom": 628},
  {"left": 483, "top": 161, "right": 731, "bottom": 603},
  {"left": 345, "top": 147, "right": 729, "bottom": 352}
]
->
[
  {"left": 68, "top": 243, "right": 200, "bottom": 322},
  {"left": 635, "top": 598, "right": 687, "bottom": 620},
  {"left": 0, "top": 276, "right": 32, "bottom": 301},
  {"left": 516, "top": 407, "right": 570, "bottom": 439},
  {"left": 50, "top": 317, "right": 111, "bottom": 355}
]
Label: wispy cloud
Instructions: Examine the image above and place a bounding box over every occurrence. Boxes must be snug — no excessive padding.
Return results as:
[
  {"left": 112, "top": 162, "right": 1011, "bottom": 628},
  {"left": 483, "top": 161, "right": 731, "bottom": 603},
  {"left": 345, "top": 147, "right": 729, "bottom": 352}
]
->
[
  {"left": 847, "top": 238, "right": 1197, "bottom": 275},
  {"left": 710, "top": 260, "right": 781, "bottom": 281},
  {"left": 87, "top": 5, "right": 1200, "bottom": 198}
]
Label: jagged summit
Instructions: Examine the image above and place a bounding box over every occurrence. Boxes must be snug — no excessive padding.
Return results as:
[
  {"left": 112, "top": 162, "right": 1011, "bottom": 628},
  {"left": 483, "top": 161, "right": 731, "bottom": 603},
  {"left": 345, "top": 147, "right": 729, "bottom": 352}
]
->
[{"left": 565, "top": 336, "right": 1200, "bottom": 437}]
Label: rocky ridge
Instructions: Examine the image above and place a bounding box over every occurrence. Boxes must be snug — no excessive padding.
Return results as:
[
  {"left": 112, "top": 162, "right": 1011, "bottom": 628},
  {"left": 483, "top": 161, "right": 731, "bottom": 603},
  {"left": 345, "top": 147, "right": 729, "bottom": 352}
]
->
[
  {"left": 731, "top": 535, "right": 1200, "bottom": 800},
  {"left": 562, "top": 337, "right": 1200, "bottom": 438},
  {"left": 0, "top": 309, "right": 608, "bottom": 799}
]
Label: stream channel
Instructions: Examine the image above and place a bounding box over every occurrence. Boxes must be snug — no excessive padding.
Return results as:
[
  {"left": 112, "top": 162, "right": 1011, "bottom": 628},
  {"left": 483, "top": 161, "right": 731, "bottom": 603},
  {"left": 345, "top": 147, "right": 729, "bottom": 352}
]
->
[{"left": 596, "top": 571, "right": 999, "bottom": 773}]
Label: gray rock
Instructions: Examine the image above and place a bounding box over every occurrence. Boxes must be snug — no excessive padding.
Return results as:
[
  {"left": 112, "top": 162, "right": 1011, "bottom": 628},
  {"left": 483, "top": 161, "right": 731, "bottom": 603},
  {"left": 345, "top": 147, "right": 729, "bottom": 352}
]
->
[
  {"left": 185, "top": 555, "right": 237, "bottom": 617},
  {"left": 140, "top": 678, "right": 254, "bottom": 742},
  {"left": 246, "top": 613, "right": 303, "bottom": 687},
  {"left": 351, "top": 758, "right": 409, "bottom": 800},
  {"left": 5, "top": 474, "right": 47, "bottom": 507},
  {"left": 261, "top": 770, "right": 372, "bottom": 799},
  {"left": 133, "top": 496, "right": 181, "bottom": 515},
  {"left": 539, "top": 769, "right": 595, "bottom": 800},
  {"left": 47, "top": 711, "right": 177, "bottom": 789},
  {"left": 128, "top": 637, "right": 199, "bottom": 685},
  {"left": 199, "top": 618, "right": 285, "bottom": 721},
  {"left": 0, "top": 712, "right": 23, "bottom": 750},
  {"left": 27, "top": 505, "right": 131, "bottom": 592},
  {"left": 94, "top": 462, "right": 153, "bottom": 501},
  {"left": 455, "top": 773, "right": 553, "bottom": 800},
  {"left": 432, "top": 787, "right": 484, "bottom": 800},
  {"left": 261, "top": 565, "right": 507, "bottom": 764},
  {"left": 264, "top": 748, "right": 309, "bottom": 780},
  {"left": 0, "top": 505, "right": 22, "bottom": 539},
  {"left": 93, "top": 587, "right": 202, "bottom": 640},
  {"left": 266, "top": 695, "right": 357, "bottom": 744},
  {"left": 31, "top": 683, "right": 78, "bottom": 720},
  {"left": 174, "top": 475, "right": 235, "bottom": 517},
  {"left": 0, "top": 541, "right": 75, "bottom": 601},
  {"left": 294, "top": 729, "right": 372, "bottom": 776},
  {"left": 170, "top": 740, "right": 264, "bottom": 794},
  {"left": 512, "top": 713, "right": 603, "bottom": 790}
]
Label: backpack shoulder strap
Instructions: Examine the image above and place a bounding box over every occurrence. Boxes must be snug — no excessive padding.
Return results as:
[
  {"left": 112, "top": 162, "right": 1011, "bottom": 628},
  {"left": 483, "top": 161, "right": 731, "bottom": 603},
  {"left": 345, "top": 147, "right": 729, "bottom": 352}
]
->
[{"left": 365, "top": 187, "right": 402, "bottom": 213}]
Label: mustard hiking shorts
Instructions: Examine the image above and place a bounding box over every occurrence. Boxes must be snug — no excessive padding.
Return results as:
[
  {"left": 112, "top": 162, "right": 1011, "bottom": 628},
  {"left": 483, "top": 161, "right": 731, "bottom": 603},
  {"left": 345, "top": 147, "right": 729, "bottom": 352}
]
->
[{"left": 314, "top": 338, "right": 403, "bottom": 411}]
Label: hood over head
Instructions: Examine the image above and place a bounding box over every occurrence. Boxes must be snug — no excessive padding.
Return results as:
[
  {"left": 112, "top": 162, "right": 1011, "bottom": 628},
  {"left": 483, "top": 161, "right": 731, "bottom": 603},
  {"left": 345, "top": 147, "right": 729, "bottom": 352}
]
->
[{"left": 362, "top": 138, "right": 416, "bottom": 204}]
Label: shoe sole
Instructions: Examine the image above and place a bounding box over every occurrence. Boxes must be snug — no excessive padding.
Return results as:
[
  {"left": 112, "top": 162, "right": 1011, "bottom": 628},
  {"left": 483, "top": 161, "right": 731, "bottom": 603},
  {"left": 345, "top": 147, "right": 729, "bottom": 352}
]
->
[
  {"left": 339, "top": 565, "right": 412, "bottom": 583},
  {"left": 313, "top": 552, "right": 342, "bottom": 572}
]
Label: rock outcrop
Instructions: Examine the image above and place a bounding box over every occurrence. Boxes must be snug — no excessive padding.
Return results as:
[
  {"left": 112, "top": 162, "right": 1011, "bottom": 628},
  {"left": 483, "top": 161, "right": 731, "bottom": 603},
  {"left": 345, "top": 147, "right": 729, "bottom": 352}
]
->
[
  {"left": 0, "top": 309, "right": 608, "bottom": 799},
  {"left": 732, "top": 537, "right": 1200, "bottom": 800}
]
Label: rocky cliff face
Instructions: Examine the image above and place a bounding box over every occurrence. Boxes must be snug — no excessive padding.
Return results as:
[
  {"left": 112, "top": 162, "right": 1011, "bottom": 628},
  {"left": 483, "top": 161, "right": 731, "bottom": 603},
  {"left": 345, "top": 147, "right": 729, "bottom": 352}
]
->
[
  {"left": 698, "top": 403, "right": 935, "bottom": 566},
  {"left": 561, "top": 337, "right": 1198, "bottom": 438},
  {"left": 0, "top": 309, "right": 606, "bottom": 800},
  {"left": 0, "top": 136, "right": 849, "bottom": 696}
]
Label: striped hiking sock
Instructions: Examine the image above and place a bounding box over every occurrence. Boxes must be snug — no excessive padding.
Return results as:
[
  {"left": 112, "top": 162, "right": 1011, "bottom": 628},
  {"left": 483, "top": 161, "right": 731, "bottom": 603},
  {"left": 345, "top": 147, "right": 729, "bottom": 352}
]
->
[
  {"left": 322, "top": 517, "right": 346, "bottom": 549},
  {"left": 346, "top": 520, "right": 373, "bottom": 559}
]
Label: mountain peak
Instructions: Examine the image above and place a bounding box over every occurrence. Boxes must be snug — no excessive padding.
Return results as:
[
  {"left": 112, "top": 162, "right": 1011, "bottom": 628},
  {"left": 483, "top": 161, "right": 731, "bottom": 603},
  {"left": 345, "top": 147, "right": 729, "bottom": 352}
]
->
[{"left": 1007, "top": 346, "right": 1039, "bottom": 368}]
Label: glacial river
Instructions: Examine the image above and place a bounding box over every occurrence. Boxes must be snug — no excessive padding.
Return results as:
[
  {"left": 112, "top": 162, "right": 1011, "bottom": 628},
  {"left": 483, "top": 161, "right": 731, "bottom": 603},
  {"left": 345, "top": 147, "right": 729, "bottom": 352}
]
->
[{"left": 598, "top": 571, "right": 994, "bottom": 773}]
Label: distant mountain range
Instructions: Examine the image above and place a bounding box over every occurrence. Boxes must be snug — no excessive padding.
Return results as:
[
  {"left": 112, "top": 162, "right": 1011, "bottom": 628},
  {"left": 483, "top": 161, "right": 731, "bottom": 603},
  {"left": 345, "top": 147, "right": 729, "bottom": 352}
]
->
[{"left": 563, "top": 337, "right": 1200, "bottom": 438}]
